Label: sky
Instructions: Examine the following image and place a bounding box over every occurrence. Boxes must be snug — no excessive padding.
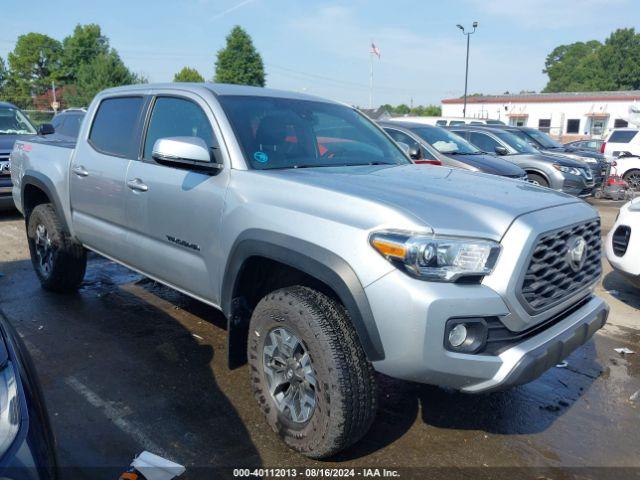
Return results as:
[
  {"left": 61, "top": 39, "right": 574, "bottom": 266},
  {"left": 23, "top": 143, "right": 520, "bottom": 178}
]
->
[{"left": 1, "top": 0, "right": 639, "bottom": 107}]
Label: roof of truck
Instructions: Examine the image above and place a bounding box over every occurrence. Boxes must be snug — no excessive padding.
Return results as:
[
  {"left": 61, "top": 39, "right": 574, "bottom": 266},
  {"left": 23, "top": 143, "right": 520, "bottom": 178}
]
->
[{"left": 100, "top": 82, "right": 340, "bottom": 104}]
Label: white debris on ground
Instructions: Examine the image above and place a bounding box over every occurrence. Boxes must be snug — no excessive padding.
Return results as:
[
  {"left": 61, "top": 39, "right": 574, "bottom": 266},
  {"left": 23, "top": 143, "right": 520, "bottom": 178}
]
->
[
  {"left": 130, "top": 451, "right": 186, "bottom": 480},
  {"left": 614, "top": 347, "right": 636, "bottom": 355}
]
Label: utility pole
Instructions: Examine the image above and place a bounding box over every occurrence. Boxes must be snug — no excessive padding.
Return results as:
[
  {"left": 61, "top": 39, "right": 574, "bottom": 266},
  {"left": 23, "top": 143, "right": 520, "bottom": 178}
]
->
[
  {"left": 456, "top": 22, "right": 478, "bottom": 118},
  {"left": 369, "top": 52, "right": 373, "bottom": 109}
]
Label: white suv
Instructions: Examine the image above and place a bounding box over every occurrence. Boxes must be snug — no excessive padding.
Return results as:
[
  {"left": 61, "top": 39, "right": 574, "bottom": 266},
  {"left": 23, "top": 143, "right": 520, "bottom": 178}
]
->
[{"left": 603, "top": 128, "right": 640, "bottom": 189}]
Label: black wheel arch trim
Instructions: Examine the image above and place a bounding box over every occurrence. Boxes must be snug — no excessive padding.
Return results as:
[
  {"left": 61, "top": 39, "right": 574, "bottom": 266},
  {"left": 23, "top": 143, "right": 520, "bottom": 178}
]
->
[
  {"left": 222, "top": 229, "right": 385, "bottom": 362},
  {"left": 21, "top": 171, "right": 70, "bottom": 232}
]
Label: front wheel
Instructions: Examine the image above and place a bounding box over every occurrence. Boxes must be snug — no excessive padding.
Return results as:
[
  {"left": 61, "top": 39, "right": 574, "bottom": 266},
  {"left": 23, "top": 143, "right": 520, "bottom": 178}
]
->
[
  {"left": 248, "top": 286, "right": 377, "bottom": 458},
  {"left": 26, "top": 203, "right": 87, "bottom": 293},
  {"left": 527, "top": 172, "right": 549, "bottom": 188},
  {"left": 623, "top": 169, "right": 640, "bottom": 190}
]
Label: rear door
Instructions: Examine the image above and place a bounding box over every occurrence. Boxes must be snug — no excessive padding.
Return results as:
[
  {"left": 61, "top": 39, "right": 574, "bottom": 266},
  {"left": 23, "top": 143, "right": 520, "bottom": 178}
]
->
[
  {"left": 70, "top": 95, "right": 148, "bottom": 258},
  {"left": 124, "top": 92, "right": 229, "bottom": 304}
]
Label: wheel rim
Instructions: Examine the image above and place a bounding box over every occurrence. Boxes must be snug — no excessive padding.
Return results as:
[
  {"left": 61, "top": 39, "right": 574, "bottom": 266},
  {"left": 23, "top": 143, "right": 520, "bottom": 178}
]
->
[
  {"left": 626, "top": 172, "right": 640, "bottom": 190},
  {"left": 262, "top": 327, "right": 316, "bottom": 424},
  {"left": 34, "top": 224, "right": 53, "bottom": 276},
  {"left": 529, "top": 179, "right": 540, "bottom": 186}
]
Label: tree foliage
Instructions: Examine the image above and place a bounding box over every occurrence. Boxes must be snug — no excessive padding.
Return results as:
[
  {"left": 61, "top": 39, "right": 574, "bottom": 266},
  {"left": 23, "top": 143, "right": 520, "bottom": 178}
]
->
[
  {"left": 174, "top": 67, "right": 205, "bottom": 82},
  {"left": 543, "top": 28, "right": 640, "bottom": 92},
  {"left": 214, "top": 26, "right": 265, "bottom": 86},
  {"left": 379, "top": 103, "right": 441, "bottom": 116},
  {"left": 66, "top": 51, "right": 145, "bottom": 107},
  {"left": 61, "top": 24, "right": 109, "bottom": 82}
]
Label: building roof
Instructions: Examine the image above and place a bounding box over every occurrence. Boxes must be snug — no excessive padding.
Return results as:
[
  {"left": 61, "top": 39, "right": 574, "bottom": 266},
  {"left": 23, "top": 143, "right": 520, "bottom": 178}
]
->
[{"left": 442, "top": 90, "right": 640, "bottom": 105}]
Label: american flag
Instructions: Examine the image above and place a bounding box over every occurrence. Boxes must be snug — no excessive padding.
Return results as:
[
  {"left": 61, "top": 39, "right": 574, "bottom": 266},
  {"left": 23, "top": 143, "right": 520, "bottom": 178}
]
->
[{"left": 370, "top": 42, "right": 380, "bottom": 59}]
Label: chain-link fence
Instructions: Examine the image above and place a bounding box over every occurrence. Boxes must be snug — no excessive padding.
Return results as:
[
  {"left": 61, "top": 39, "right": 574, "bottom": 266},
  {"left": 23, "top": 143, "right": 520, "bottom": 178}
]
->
[{"left": 23, "top": 110, "right": 56, "bottom": 127}]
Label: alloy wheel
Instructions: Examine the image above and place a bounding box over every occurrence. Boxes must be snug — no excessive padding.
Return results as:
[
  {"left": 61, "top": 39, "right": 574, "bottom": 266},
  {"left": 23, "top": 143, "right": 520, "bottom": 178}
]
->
[{"left": 34, "top": 224, "right": 54, "bottom": 276}]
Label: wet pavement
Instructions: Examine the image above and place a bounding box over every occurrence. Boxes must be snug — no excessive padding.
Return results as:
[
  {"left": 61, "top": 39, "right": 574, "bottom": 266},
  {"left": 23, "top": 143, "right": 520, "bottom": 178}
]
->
[{"left": 0, "top": 201, "right": 639, "bottom": 479}]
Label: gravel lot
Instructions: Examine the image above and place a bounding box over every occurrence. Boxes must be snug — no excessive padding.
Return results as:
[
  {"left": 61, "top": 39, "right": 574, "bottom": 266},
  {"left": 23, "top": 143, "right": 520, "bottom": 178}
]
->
[{"left": 0, "top": 199, "right": 638, "bottom": 479}]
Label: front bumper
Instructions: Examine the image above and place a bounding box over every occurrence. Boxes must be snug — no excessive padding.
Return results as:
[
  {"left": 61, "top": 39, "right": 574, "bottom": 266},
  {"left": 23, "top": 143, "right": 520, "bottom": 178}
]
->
[{"left": 0, "top": 176, "right": 15, "bottom": 210}]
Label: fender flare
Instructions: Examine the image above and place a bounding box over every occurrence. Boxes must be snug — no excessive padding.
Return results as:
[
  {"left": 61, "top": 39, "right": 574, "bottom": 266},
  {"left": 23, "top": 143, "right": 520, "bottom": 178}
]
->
[
  {"left": 222, "top": 229, "right": 385, "bottom": 362},
  {"left": 21, "top": 171, "right": 70, "bottom": 232}
]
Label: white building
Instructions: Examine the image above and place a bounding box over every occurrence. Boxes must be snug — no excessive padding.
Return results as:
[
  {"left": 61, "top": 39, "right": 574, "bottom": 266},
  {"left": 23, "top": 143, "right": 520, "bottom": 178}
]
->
[{"left": 441, "top": 91, "right": 640, "bottom": 141}]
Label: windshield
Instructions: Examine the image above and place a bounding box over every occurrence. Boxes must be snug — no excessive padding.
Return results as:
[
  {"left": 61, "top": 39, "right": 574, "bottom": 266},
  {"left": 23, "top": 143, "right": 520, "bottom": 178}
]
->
[
  {"left": 495, "top": 130, "right": 539, "bottom": 154},
  {"left": 217, "top": 96, "right": 409, "bottom": 170},
  {"left": 522, "top": 128, "right": 562, "bottom": 148},
  {"left": 411, "top": 126, "right": 479, "bottom": 154},
  {"left": 0, "top": 107, "right": 37, "bottom": 135}
]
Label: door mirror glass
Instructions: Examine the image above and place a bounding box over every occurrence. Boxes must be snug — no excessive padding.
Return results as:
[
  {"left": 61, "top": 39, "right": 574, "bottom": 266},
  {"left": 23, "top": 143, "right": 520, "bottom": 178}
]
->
[
  {"left": 38, "top": 123, "right": 55, "bottom": 136},
  {"left": 494, "top": 146, "right": 509, "bottom": 156},
  {"left": 152, "top": 137, "right": 222, "bottom": 173}
]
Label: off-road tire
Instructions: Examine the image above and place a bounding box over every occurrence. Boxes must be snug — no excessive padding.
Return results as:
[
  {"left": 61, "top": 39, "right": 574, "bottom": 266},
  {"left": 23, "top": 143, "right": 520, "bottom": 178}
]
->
[
  {"left": 527, "top": 172, "right": 549, "bottom": 188},
  {"left": 248, "top": 286, "right": 377, "bottom": 458},
  {"left": 26, "top": 203, "right": 87, "bottom": 293}
]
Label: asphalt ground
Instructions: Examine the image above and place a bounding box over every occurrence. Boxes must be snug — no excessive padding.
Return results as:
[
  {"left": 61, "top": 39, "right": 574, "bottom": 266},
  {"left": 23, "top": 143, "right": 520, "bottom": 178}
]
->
[{"left": 0, "top": 199, "right": 638, "bottom": 480}]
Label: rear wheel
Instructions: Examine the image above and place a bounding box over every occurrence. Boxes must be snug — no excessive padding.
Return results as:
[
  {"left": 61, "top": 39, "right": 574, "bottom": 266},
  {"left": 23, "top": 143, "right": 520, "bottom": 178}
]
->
[
  {"left": 248, "top": 286, "right": 377, "bottom": 458},
  {"left": 527, "top": 172, "right": 549, "bottom": 188},
  {"left": 26, "top": 204, "right": 87, "bottom": 292},
  {"left": 623, "top": 169, "right": 640, "bottom": 190}
]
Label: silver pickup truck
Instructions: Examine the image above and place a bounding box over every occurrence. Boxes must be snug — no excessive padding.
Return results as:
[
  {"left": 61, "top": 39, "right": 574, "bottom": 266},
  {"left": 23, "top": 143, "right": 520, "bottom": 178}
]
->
[{"left": 10, "top": 83, "right": 609, "bottom": 458}]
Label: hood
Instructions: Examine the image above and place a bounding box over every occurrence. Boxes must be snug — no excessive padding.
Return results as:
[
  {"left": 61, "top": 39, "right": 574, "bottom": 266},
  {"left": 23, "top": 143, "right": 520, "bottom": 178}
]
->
[
  {"left": 537, "top": 151, "right": 590, "bottom": 167},
  {"left": 442, "top": 152, "right": 525, "bottom": 177},
  {"left": 263, "top": 164, "right": 580, "bottom": 240},
  {"left": 545, "top": 145, "right": 605, "bottom": 161}
]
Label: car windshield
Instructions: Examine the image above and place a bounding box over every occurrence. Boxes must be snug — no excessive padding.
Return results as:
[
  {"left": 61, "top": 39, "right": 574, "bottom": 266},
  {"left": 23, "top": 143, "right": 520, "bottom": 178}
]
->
[
  {"left": 495, "top": 130, "right": 539, "bottom": 154},
  {"left": 522, "top": 128, "right": 562, "bottom": 148},
  {"left": 411, "top": 126, "right": 479, "bottom": 154},
  {"left": 217, "top": 95, "right": 410, "bottom": 170},
  {"left": 0, "top": 107, "right": 37, "bottom": 135}
]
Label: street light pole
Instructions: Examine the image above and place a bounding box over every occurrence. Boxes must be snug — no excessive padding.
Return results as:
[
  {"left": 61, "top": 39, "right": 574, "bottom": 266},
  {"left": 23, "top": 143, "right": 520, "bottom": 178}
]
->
[{"left": 456, "top": 22, "right": 478, "bottom": 119}]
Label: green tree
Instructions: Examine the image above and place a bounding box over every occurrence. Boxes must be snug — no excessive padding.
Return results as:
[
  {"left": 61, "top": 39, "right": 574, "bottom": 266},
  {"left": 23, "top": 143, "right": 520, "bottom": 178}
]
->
[
  {"left": 61, "top": 24, "right": 109, "bottom": 82},
  {"left": 394, "top": 104, "right": 410, "bottom": 115},
  {"left": 7, "top": 33, "right": 63, "bottom": 103},
  {"left": 173, "top": 67, "right": 205, "bottom": 82},
  {"left": 598, "top": 28, "right": 640, "bottom": 90},
  {"left": 214, "top": 26, "right": 265, "bottom": 86},
  {"left": 542, "top": 40, "right": 603, "bottom": 92},
  {"left": 0, "top": 57, "right": 6, "bottom": 91},
  {"left": 66, "top": 51, "right": 144, "bottom": 106}
]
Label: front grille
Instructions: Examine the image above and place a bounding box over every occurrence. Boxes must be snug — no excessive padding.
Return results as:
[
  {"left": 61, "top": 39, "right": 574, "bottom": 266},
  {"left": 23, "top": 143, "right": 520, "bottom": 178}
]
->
[
  {"left": 0, "top": 153, "right": 9, "bottom": 178},
  {"left": 612, "top": 225, "right": 631, "bottom": 257},
  {"left": 519, "top": 219, "right": 601, "bottom": 313}
]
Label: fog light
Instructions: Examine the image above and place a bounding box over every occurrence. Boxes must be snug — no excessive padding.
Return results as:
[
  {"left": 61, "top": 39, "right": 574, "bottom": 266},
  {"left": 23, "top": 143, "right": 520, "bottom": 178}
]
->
[{"left": 448, "top": 324, "right": 467, "bottom": 347}]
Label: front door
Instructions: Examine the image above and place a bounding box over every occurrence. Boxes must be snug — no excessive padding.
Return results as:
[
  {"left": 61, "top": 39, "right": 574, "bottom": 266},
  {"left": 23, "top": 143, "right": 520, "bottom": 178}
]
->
[
  {"left": 69, "top": 95, "right": 148, "bottom": 258},
  {"left": 124, "top": 94, "right": 228, "bottom": 304}
]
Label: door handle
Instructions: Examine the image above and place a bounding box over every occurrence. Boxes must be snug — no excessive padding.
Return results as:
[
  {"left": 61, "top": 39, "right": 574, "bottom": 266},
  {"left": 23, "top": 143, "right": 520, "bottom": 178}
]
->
[
  {"left": 72, "top": 165, "right": 89, "bottom": 177},
  {"left": 127, "top": 178, "right": 148, "bottom": 192}
]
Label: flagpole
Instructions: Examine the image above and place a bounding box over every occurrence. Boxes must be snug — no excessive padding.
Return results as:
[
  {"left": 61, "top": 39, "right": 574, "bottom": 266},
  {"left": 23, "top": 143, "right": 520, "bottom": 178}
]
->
[{"left": 369, "top": 52, "right": 373, "bottom": 109}]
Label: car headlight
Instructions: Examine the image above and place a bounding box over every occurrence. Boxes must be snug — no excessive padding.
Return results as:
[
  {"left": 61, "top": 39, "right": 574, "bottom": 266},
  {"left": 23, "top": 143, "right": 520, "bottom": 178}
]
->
[
  {"left": 0, "top": 362, "right": 20, "bottom": 457},
  {"left": 553, "top": 163, "right": 582, "bottom": 176},
  {"left": 370, "top": 230, "right": 501, "bottom": 282}
]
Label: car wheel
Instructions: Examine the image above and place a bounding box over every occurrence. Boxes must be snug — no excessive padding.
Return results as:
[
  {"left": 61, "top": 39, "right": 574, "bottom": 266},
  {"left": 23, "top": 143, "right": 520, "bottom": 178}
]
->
[
  {"left": 527, "top": 173, "right": 549, "bottom": 188},
  {"left": 623, "top": 169, "right": 640, "bottom": 190},
  {"left": 26, "top": 203, "right": 87, "bottom": 292},
  {"left": 248, "top": 286, "right": 377, "bottom": 458}
]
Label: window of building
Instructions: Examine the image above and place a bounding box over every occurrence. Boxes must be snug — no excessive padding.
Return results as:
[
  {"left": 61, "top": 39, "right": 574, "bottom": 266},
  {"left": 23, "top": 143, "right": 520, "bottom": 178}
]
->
[
  {"left": 509, "top": 117, "right": 527, "bottom": 127},
  {"left": 614, "top": 119, "right": 629, "bottom": 128},
  {"left": 538, "top": 119, "right": 551, "bottom": 133},
  {"left": 589, "top": 118, "right": 607, "bottom": 136},
  {"left": 566, "top": 119, "right": 580, "bottom": 134}
]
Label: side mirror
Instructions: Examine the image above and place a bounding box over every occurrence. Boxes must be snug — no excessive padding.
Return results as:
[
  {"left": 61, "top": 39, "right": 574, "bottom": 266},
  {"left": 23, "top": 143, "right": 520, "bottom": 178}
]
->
[
  {"left": 38, "top": 123, "right": 55, "bottom": 136},
  {"left": 152, "top": 137, "right": 223, "bottom": 174},
  {"left": 618, "top": 151, "right": 632, "bottom": 158},
  {"left": 408, "top": 145, "right": 421, "bottom": 160},
  {"left": 494, "top": 146, "right": 509, "bottom": 156},
  {"left": 396, "top": 141, "right": 410, "bottom": 155}
]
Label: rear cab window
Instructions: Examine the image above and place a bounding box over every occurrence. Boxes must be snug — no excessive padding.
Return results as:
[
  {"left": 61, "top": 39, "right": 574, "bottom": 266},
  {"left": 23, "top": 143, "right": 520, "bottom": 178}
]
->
[
  {"left": 608, "top": 130, "right": 638, "bottom": 143},
  {"left": 89, "top": 96, "right": 146, "bottom": 157}
]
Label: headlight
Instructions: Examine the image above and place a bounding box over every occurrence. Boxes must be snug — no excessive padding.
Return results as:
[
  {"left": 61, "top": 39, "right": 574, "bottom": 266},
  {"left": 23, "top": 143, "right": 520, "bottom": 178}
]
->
[
  {"left": 0, "top": 362, "right": 20, "bottom": 457},
  {"left": 552, "top": 163, "right": 582, "bottom": 176},
  {"left": 370, "top": 230, "right": 501, "bottom": 282}
]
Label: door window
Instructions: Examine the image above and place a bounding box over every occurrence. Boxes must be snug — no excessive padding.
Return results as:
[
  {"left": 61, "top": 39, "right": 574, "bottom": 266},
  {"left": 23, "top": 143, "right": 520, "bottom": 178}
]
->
[
  {"left": 89, "top": 97, "right": 145, "bottom": 157},
  {"left": 468, "top": 131, "right": 502, "bottom": 153},
  {"left": 143, "top": 97, "right": 215, "bottom": 160},
  {"left": 383, "top": 128, "right": 435, "bottom": 160}
]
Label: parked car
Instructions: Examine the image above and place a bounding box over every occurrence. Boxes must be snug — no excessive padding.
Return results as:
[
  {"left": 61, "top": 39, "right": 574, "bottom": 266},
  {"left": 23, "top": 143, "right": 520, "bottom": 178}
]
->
[
  {"left": 379, "top": 121, "right": 528, "bottom": 180},
  {"left": 606, "top": 197, "right": 640, "bottom": 288},
  {"left": 0, "top": 102, "right": 39, "bottom": 210},
  {"left": 11, "top": 83, "right": 609, "bottom": 458},
  {"left": 0, "top": 312, "right": 58, "bottom": 479},
  {"left": 564, "top": 139, "right": 604, "bottom": 153},
  {"left": 602, "top": 128, "right": 640, "bottom": 159},
  {"left": 49, "top": 109, "right": 86, "bottom": 142},
  {"left": 449, "top": 125, "right": 596, "bottom": 197},
  {"left": 610, "top": 153, "right": 640, "bottom": 190},
  {"left": 389, "top": 116, "right": 505, "bottom": 127},
  {"left": 492, "top": 126, "right": 609, "bottom": 188}
]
